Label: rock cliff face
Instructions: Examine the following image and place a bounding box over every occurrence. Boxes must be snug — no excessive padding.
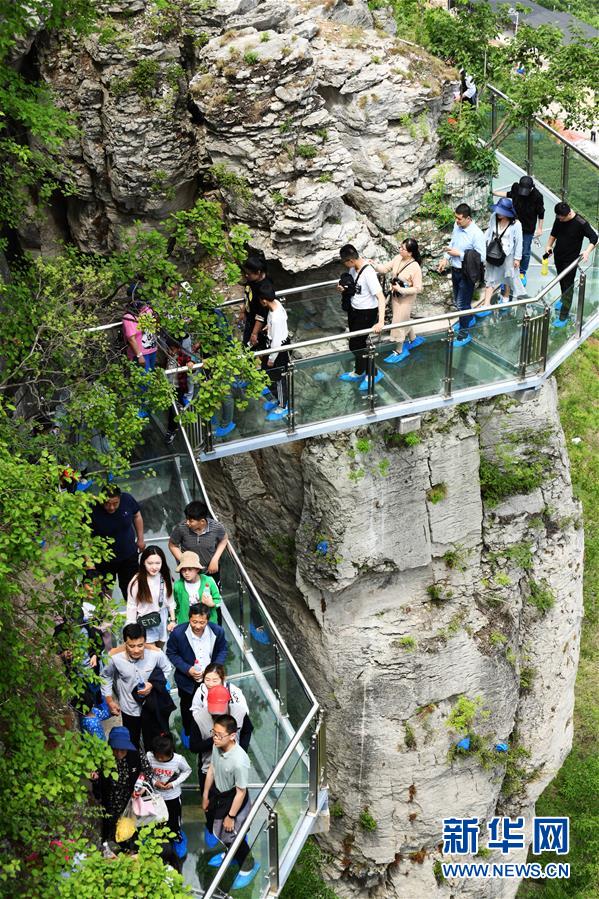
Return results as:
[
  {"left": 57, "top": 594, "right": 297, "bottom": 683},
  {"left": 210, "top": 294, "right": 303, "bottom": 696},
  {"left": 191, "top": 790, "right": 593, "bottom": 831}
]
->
[
  {"left": 26, "top": 0, "right": 477, "bottom": 270},
  {"left": 202, "top": 379, "right": 583, "bottom": 898}
]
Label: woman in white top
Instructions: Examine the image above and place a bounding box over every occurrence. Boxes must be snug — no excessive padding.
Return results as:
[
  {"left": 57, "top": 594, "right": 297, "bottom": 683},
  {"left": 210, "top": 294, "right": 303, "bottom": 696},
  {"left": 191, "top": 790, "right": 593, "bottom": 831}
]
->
[
  {"left": 483, "top": 198, "right": 525, "bottom": 305},
  {"left": 190, "top": 663, "right": 253, "bottom": 793},
  {"left": 126, "top": 545, "right": 176, "bottom": 647},
  {"left": 259, "top": 293, "right": 290, "bottom": 421},
  {"left": 373, "top": 238, "right": 423, "bottom": 364}
]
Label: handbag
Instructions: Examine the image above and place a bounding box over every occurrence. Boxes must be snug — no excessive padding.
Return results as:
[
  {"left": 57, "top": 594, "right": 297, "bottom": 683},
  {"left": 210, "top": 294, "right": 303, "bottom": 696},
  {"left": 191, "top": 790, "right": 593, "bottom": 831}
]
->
[
  {"left": 137, "top": 578, "right": 165, "bottom": 630},
  {"left": 130, "top": 785, "right": 168, "bottom": 827}
]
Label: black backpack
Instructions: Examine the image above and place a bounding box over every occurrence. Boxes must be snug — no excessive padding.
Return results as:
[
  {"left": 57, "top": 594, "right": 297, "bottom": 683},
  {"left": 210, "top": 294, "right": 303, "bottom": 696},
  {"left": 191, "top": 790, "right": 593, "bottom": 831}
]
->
[
  {"left": 339, "top": 264, "right": 371, "bottom": 312},
  {"left": 486, "top": 222, "right": 510, "bottom": 266}
]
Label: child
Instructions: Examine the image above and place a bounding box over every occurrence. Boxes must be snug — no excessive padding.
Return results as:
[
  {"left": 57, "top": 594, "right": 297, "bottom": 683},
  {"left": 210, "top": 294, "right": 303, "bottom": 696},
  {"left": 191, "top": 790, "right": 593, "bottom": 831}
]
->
[
  {"left": 173, "top": 551, "right": 222, "bottom": 625},
  {"left": 147, "top": 733, "right": 192, "bottom": 843}
]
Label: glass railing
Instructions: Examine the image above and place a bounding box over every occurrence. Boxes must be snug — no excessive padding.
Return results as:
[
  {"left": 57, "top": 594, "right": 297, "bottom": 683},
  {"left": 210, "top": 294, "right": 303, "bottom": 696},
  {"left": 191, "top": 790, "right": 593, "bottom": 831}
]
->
[
  {"left": 486, "top": 84, "right": 599, "bottom": 227},
  {"left": 180, "top": 255, "right": 596, "bottom": 459},
  {"left": 114, "top": 444, "right": 325, "bottom": 897}
]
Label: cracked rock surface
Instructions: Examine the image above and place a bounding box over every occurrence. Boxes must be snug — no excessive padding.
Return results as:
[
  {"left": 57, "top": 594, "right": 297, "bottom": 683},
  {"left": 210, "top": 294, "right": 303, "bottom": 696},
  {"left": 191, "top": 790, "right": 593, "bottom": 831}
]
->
[
  {"left": 26, "top": 0, "right": 486, "bottom": 271},
  {"left": 203, "top": 379, "right": 583, "bottom": 898}
]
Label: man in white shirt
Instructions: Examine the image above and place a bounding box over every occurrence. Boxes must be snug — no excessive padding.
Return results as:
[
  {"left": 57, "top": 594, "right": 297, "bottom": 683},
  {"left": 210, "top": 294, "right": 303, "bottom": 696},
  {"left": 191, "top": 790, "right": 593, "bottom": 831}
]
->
[
  {"left": 337, "top": 244, "right": 386, "bottom": 390},
  {"left": 166, "top": 604, "right": 228, "bottom": 738},
  {"left": 259, "top": 293, "right": 291, "bottom": 421}
]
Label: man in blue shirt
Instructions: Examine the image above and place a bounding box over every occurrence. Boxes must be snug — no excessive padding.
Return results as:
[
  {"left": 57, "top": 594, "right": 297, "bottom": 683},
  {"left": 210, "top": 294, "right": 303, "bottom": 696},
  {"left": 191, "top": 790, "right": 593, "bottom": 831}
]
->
[
  {"left": 89, "top": 486, "right": 145, "bottom": 597},
  {"left": 438, "top": 203, "right": 486, "bottom": 346}
]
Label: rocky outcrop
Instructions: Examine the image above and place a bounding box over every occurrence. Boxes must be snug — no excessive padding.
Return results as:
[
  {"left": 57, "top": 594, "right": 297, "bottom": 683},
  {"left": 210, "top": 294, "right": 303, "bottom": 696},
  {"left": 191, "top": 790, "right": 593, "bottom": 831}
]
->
[
  {"left": 27, "top": 0, "right": 472, "bottom": 269},
  {"left": 189, "top": 19, "right": 455, "bottom": 268},
  {"left": 202, "top": 379, "right": 583, "bottom": 898}
]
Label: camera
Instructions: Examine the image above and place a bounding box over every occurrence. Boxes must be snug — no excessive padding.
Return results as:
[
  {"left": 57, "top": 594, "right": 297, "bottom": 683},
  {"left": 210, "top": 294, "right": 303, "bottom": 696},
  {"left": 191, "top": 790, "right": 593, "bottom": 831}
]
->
[{"left": 391, "top": 277, "right": 406, "bottom": 295}]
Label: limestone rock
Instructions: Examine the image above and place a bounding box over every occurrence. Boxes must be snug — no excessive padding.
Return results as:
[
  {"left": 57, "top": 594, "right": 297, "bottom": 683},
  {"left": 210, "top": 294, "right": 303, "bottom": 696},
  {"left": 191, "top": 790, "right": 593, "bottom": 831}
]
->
[
  {"left": 29, "top": 0, "right": 471, "bottom": 270},
  {"left": 203, "top": 380, "right": 583, "bottom": 898}
]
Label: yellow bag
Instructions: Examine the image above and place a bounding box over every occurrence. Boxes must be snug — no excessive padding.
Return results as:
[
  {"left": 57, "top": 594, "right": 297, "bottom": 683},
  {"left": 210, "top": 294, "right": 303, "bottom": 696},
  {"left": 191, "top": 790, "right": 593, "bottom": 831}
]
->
[{"left": 115, "top": 814, "right": 136, "bottom": 842}]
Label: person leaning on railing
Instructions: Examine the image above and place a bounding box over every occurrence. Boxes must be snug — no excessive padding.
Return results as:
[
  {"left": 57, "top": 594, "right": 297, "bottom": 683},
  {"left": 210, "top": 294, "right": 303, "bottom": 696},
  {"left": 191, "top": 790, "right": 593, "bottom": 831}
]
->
[
  {"left": 544, "top": 202, "right": 597, "bottom": 328},
  {"left": 371, "top": 238, "right": 424, "bottom": 364}
]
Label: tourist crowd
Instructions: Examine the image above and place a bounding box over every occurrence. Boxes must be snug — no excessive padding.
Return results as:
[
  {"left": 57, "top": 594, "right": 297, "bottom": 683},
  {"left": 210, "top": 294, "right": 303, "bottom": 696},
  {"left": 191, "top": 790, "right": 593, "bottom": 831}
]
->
[
  {"left": 59, "top": 494, "right": 261, "bottom": 890},
  {"left": 121, "top": 189, "right": 596, "bottom": 438}
]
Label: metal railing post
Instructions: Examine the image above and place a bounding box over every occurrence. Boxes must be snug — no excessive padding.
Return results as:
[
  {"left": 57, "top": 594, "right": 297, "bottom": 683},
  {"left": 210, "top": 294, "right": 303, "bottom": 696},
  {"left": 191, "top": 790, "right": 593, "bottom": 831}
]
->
[
  {"left": 443, "top": 326, "right": 455, "bottom": 397},
  {"left": 204, "top": 418, "right": 214, "bottom": 454},
  {"left": 366, "top": 336, "right": 376, "bottom": 413},
  {"left": 274, "top": 644, "right": 288, "bottom": 718},
  {"left": 237, "top": 577, "right": 249, "bottom": 653},
  {"left": 561, "top": 143, "right": 570, "bottom": 201},
  {"left": 576, "top": 271, "right": 586, "bottom": 338},
  {"left": 267, "top": 806, "right": 280, "bottom": 895},
  {"left": 526, "top": 121, "right": 533, "bottom": 175},
  {"left": 518, "top": 308, "right": 530, "bottom": 379},
  {"left": 308, "top": 728, "right": 319, "bottom": 814},
  {"left": 318, "top": 715, "right": 327, "bottom": 791},
  {"left": 286, "top": 361, "right": 296, "bottom": 435},
  {"left": 539, "top": 306, "right": 551, "bottom": 374}
]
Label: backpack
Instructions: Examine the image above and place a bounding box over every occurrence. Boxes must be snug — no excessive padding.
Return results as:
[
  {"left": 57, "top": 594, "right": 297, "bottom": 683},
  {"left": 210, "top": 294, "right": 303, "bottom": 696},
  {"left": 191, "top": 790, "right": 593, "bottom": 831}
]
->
[
  {"left": 339, "top": 264, "right": 371, "bottom": 313},
  {"left": 486, "top": 222, "right": 510, "bottom": 266}
]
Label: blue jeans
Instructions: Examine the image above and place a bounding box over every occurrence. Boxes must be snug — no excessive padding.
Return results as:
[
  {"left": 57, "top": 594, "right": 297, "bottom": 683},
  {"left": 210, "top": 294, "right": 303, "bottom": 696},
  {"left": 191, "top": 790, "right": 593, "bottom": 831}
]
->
[
  {"left": 451, "top": 268, "right": 475, "bottom": 335},
  {"left": 520, "top": 232, "right": 534, "bottom": 276}
]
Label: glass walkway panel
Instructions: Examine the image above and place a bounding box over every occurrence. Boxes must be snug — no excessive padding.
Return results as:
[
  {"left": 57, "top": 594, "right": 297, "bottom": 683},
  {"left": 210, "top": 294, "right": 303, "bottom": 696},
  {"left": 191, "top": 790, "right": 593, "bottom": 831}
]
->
[
  {"left": 116, "top": 447, "right": 327, "bottom": 898},
  {"left": 187, "top": 254, "right": 597, "bottom": 461}
]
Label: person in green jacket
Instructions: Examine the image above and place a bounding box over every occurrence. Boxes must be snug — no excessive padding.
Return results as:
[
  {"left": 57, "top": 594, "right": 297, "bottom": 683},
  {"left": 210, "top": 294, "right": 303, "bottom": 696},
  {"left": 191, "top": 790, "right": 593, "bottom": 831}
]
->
[{"left": 174, "top": 551, "right": 222, "bottom": 625}]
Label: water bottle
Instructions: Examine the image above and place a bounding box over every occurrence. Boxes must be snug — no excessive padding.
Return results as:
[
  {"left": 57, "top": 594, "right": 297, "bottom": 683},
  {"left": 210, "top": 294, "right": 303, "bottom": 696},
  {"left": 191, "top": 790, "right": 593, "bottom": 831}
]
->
[{"left": 541, "top": 252, "right": 551, "bottom": 276}]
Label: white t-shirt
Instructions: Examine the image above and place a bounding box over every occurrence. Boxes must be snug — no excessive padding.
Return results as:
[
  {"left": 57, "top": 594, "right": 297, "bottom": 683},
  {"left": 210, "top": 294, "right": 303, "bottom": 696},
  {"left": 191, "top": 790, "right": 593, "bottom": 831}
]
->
[
  {"left": 185, "top": 623, "right": 216, "bottom": 671},
  {"left": 146, "top": 751, "right": 192, "bottom": 801},
  {"left": 350, "top": 264, "right": 381, "bottom": 310}
]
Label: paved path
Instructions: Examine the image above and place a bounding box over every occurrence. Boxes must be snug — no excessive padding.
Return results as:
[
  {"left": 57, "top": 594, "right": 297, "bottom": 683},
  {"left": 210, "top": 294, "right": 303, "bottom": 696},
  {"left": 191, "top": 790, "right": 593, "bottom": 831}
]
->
[{"left": 488, "top": 0, "right": 598, "bottom": 43}]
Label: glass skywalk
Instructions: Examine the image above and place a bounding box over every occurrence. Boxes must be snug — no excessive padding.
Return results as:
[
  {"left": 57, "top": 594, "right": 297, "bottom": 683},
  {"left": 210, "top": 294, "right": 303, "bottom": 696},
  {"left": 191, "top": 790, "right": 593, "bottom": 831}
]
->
[
  {"left": 182, "top": 122, "right": 598, "bottom": 460},
  {"left": 115, "top": 446, "right": 326, "bottom": 898}
]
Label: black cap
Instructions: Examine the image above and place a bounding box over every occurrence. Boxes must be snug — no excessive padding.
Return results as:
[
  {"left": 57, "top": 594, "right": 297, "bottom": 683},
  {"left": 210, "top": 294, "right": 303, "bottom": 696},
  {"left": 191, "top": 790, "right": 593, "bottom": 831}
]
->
[{"left": 518, "top": 176, "right": 534, "bottom": 196}]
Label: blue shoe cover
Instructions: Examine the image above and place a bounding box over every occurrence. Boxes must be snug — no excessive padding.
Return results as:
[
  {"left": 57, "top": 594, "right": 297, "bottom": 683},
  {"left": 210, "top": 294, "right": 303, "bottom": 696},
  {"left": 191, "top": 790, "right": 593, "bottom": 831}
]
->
[
  {"left": 384, "top": 349, "right": 410, "bottom": 364},
  {"left": 232, "top": 862, "right": 261, "bottom": 890},
  {"left": 453, "top": 334, "right": 472, "bottom": 348},
  {"left": 358, "top": 370, "right": 384, "bottom": 390},
  {"left": 250, "top": 623, "right": 271, "bottom": 645},
  {"left": 174, "top": 830, "right": 188, "bottom": 858},
  {"left": 205, "top": 827, "right": 219, "bottom": 849},
  {"left": 338, "top": 371, "right": 362, "bottom": 382},
  {"left": 266, "top": 407, "right": 288, "bottom": 421},
  {"left": 214, "top": 422, "right": 236, "bottom": 437}
]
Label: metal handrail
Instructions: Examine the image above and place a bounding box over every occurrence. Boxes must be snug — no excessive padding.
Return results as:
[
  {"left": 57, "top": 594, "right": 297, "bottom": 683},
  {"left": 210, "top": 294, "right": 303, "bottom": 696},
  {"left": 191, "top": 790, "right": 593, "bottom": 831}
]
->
[
  {"left": 87, "top": 279, "right": 340, "bottom": 333},
  {"left": 176, "top": 415, "right": 320, "bottom": 897},
  {"left": 486, "top": 84, "right": 599, "bottom": 171},
  {"left": 163, "top": 254, "right": 584, "bottom": 376},
  {"left": 218, "top": 279, "right": 339, "bottom": 309}
]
